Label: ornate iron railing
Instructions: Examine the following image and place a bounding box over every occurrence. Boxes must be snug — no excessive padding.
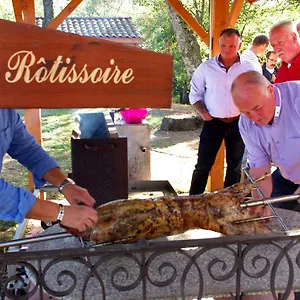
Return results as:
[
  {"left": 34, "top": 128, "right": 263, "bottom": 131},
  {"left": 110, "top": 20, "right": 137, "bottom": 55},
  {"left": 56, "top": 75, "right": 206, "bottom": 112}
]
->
[{"left": 1, "top": 231, "right": 300, "bottom": 300}]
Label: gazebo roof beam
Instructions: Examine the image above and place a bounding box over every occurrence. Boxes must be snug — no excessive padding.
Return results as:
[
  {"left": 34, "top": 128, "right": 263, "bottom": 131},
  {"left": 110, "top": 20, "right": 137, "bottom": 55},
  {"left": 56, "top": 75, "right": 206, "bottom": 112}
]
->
[
  {"left": 48, "top": 0, "right": 83, "bottom": 29},
  {"left": 22, "top": 0, "right": 35, "bottom": 24},
  {"left": 227, "top": 0, "right": 244, "bottom": 28},
  {"left": 12, "top": 0, "right": 24, "bottom": 22},
  {"left": 166, "top": 0, "right": 209, "bottom": 46}
]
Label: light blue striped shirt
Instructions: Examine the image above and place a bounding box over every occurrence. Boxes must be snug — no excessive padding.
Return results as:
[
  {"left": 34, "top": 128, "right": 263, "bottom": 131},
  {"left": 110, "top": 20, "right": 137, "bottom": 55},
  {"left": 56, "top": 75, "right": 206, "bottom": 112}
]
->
[
  {"left": 0, "top": 109, "right": 59, "bottom": 222},
  {"left": 239, "top": 82, "right": 300, "bottom": 184}
]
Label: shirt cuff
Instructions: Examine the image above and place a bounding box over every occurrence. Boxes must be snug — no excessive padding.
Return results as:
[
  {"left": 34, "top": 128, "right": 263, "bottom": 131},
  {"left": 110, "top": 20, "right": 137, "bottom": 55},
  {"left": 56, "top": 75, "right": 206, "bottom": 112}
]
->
[{"left": 32, "top": 157, "right": 59, "bottom": 188}]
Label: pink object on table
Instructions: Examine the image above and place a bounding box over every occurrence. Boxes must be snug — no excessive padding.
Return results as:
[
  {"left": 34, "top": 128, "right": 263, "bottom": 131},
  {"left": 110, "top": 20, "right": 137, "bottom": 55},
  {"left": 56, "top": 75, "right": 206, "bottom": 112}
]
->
[{"left": 120, "top": 108, "right": 148, "bottom": 124}]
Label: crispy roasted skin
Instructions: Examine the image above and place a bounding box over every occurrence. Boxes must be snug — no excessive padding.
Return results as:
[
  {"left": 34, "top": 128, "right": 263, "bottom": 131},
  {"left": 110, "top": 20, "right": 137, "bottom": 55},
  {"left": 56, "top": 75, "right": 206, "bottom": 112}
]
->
[{"left": 76, "top": 178, "right": 270, "bottom": 244}]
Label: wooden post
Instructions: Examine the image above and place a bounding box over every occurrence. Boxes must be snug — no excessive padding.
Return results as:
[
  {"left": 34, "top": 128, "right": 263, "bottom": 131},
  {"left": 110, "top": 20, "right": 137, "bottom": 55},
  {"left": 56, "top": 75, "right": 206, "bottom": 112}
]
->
[
  {"left": 207, "top": 0, "right": 230, "bottom": 192},
  {"left": 17, "top": 0, "right": 91, "bottom": 193},
  {"left": 15, "top": 0, "right": 38, "bottom": 192}
]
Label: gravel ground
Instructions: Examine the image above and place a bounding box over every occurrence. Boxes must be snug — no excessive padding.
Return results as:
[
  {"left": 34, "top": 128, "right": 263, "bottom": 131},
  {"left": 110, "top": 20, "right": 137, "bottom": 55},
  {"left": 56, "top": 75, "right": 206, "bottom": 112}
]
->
[{"left": 0, "top": 264, "right": 7, "bottom": 299}]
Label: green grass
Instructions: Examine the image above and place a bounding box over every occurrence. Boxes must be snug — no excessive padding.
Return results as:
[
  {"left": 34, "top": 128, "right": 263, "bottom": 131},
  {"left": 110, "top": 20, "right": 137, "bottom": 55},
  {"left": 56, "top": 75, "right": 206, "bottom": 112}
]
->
[{"left": 0, "top": 221, "right": 17, "bottom": 242}]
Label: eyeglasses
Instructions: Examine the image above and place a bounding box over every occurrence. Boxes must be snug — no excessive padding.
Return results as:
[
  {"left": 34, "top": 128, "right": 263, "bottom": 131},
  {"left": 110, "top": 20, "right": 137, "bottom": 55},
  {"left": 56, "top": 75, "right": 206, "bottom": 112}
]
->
[{"left": 268, "top": 58, "right": 277, "bottom": 62}]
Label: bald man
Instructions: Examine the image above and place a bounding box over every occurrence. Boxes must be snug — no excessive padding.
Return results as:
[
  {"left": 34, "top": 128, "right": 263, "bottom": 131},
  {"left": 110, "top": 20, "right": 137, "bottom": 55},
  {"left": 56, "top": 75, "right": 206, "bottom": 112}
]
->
[{"left": 231, "top": 71, "right": 300, "bottom": 206}]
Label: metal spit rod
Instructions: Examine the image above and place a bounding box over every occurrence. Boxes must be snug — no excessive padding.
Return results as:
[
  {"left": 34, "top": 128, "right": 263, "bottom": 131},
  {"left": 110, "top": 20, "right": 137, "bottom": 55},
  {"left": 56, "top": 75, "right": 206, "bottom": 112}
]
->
[
  {"left": 242, "top": 168, "right": 289, "bottom": 232},
  {"left": 241, "top": 194, "right": 300, "bottom": 208},
  {"left": 0, "top": 232, "right": 73, "bottom": 249}
]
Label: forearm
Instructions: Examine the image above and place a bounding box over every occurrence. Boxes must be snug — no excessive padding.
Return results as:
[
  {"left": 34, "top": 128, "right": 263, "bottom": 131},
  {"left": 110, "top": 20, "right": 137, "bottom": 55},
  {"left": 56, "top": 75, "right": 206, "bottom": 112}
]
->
[
  {"left": 26, "top": 198, "right": 59, "bottom": 222},
  {"left": 192, "top": 101, "right": 212, "bottom": 121},
  {"left": 26, "top": 198, "right": 98, "bottom": 232},
  {"left": 250, "top": 166, "right": 272, "bottom": 199},
  {"left": 42, "top": 167, "right": 66, "bottom": 187}
]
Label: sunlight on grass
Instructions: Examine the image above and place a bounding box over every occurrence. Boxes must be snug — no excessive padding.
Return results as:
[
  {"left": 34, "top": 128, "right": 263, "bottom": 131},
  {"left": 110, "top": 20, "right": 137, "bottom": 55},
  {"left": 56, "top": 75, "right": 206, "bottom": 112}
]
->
[{"left": 146, "top": 115, "right": 162, "bottom": 130}]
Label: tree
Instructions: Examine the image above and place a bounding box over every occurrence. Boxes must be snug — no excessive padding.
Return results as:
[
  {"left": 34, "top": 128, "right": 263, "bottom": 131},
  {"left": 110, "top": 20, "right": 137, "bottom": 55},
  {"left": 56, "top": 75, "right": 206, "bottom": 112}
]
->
[{"left": 43, "top": 0, "right": 54, "bottom": 27}]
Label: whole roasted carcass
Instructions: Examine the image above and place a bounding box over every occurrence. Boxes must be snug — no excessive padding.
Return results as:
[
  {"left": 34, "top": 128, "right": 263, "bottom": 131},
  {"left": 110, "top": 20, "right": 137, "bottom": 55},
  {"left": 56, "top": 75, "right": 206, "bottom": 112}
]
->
[{"left": 75, "top": 177, "right": 270, "bottom": 244}]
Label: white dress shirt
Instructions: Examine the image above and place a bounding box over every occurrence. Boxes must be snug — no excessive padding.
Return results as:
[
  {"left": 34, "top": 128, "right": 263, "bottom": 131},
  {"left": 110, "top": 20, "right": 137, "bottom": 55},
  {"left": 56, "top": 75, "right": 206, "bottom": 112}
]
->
[
  {"left": 241, "top": 49, "right": 262, "bottom": 73},
  {"left": 189, "top": 55, "right": 255, "bottom": 118}
]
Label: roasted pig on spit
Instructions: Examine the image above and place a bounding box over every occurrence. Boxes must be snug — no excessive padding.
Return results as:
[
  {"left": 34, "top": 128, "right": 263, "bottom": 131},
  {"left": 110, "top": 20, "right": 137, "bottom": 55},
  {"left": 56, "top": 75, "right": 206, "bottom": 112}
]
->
[{"left": 71, "top": 176, "right": 270, "bottom": 244}]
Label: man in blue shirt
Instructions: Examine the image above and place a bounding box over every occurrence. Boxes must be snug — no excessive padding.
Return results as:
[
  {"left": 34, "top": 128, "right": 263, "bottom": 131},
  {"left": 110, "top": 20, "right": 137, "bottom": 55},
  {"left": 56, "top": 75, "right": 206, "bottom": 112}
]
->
[
  {"left": 0, "top": 109, "right": 98, "bottom": 232},
  {"left": 231, "top": 71, "right": 300, "bottom": 208}
]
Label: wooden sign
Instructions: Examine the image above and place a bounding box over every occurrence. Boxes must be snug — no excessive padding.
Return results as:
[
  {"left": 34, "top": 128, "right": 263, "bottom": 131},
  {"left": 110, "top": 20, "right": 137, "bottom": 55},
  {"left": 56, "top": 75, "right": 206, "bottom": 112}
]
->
[{"left": 0, "top": 19, "right": 173, "bottom": 108}]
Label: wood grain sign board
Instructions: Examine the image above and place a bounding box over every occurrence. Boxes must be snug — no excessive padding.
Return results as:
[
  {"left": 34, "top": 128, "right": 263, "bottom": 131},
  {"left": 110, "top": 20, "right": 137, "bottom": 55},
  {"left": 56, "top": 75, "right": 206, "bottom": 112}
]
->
[{"left": 0, "top": 19, "right": 173, "bottom": 108}]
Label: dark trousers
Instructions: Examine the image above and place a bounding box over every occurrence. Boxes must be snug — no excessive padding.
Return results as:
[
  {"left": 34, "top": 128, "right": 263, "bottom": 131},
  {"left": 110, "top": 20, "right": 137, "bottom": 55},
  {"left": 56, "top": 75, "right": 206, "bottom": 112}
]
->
[
  {"left": 189, "top": 118, "right": 245, "bottom": 195},
  {"left": 271, "top": 168, "right": 300, "bottom": 211},
  {"left": 271, "top": 168, "right": 300, "bottom": 299}
]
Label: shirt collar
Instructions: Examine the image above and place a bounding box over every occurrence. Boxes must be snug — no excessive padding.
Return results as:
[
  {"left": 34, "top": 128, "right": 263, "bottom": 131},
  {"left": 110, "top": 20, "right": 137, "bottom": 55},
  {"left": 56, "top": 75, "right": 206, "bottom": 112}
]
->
[
  {"left": 281, "top": 52, "right": 300, "bottom": 68},
  {"left": 216, "top": 54, "right": 241, "bottom": 67},
  {"left": 273, "top": 85, "right": 282, "bottom": 122}
]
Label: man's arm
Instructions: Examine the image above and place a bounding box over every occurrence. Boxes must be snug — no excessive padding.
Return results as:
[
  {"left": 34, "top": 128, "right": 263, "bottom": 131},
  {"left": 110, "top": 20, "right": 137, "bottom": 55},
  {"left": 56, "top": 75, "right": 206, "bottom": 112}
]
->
[
  {"left": 249, "top": 165, "right": 272, "bottom": 217},
  {"left": 192, "top": 101, "right": 213, "bottom": 121},
  {"left": 26, "top": 198, "right": 98, "bottom": 232},
  {"left": 42, "top": 168, "right": 96, "bottom": 207},
  {"left": 250, "top": 166, "right": 273, "bottom": 199}
]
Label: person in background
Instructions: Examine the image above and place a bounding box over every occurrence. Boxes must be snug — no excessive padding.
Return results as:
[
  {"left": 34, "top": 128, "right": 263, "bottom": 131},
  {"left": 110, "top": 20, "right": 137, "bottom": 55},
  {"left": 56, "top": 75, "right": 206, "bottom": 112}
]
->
[
  {"left": 241, "top": 34, "right": 269, "bottom": 73},
  {"left": 189, "top": 28, "right": 255, "bottom": 195},
  {"left": 262, "top": 51, "right": 278, "bottom": 83},
  {"left": 0, "top": 109, "right": 98, "bottom": 232},
  {"left": 269, "top": 20, "right": 300, "bottom": 82},
  {"left": 268, "top": 22, "right": 300, "bottom": 201}
]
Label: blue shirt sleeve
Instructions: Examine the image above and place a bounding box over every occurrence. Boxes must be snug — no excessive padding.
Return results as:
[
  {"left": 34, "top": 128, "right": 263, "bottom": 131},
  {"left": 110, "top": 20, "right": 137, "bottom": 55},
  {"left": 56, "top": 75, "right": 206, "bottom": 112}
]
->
[
  {"left": 0, "top": 179, "right": 36, "bottom": 223},
  {"left": 238, "top": 116, "right": 270, "bottom": 169},
  {"left": 7, "top": 110, "right": 59, "bottom": 187},
  {"left": 0, "top": 109, "right": 60, "bottom": 223}
]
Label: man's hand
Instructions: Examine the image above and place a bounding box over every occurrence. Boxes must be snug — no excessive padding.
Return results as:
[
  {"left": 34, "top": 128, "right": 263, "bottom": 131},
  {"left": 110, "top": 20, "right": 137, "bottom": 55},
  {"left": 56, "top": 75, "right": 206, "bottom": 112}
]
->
[
  {"left": 192, "top": 101, "right": 213, "bottom": 121},
  {"left": 61, "top": 184, "right": 96, "bottom": 207},
  {"left": 202, "top": 113, "right": 213, "bottom": 121},
  {"left": 250, "top": 205, "right": 271, "bottom": 219},
  {"left": 61, "top": 205, "right": 98, "bottom": 232}
]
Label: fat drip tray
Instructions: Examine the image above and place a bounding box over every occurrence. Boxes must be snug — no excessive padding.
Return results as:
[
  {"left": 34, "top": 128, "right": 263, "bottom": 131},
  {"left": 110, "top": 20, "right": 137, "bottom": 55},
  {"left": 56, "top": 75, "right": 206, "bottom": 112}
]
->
[{"left": 128, "top": 180, "right": 177, "bottom": 198}]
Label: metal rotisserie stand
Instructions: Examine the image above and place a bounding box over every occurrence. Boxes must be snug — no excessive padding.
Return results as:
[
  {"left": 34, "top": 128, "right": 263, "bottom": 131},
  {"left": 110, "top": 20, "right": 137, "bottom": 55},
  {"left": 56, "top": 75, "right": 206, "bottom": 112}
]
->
[{"left": 1, "top": 115, "right": 300, "bottom": 300}]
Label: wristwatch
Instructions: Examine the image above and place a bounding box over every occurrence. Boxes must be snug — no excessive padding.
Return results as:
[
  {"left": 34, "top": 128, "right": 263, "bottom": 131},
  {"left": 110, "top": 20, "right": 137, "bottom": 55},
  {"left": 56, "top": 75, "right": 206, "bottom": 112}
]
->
[
  {"left": 58, "top": 178, "right": 75, "bottom": 194},
  {"left": 57, "top": 204, "right": 64, "bottom": 223}
]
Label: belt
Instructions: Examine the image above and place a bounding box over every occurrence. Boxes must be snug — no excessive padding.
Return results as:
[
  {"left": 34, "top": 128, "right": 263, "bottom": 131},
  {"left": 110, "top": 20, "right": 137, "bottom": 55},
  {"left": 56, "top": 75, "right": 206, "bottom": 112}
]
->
[{"left": 214, "top": 115, "right": 240, "bottom": 123}]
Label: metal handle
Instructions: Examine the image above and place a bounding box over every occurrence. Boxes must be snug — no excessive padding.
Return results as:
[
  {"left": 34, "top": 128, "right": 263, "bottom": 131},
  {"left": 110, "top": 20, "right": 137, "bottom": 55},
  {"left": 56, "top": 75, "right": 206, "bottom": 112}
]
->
[
  {"left": 241, "top": 194, "right": 300, "bottom": 208},
  {"left": 84, "top": 144, "right": 115, "bottom": 150},
  {"left": 0, "top": 232, "right": 73, "bottom": 249}
]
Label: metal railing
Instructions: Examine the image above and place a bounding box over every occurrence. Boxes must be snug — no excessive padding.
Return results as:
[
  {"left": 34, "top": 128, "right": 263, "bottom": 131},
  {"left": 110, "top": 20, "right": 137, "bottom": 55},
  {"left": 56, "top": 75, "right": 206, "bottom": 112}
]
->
[{"left": 1, "top": 231, "right": 300, "bottom": 300}]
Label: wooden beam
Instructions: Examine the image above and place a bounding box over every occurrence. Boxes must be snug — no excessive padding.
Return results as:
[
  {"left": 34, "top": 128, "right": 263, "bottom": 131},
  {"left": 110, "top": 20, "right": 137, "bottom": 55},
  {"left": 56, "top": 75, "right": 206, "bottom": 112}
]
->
[
  {"left": 207, "top": 0, "right": 230, "bottom": 192},
  {"left": 22, "top": 0, "right": 35, "bottom": 24},
  {"left": 12, "top": 0, "right": 24, "bottom": 23},
  {"left": 166, "top": 0, "right": 209, "bottom": 47},
  {"left": 48, "top": 0, "right": 83, "bottom": 29},
  {"left": 24, "top": 109, "right": 42, "bottom": 192},
  {"left": 227, "top": 0, "right": 244, "bottom": 28},
  {"left": 20, "top": 0, "right": 39, "bottom": 192}
]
